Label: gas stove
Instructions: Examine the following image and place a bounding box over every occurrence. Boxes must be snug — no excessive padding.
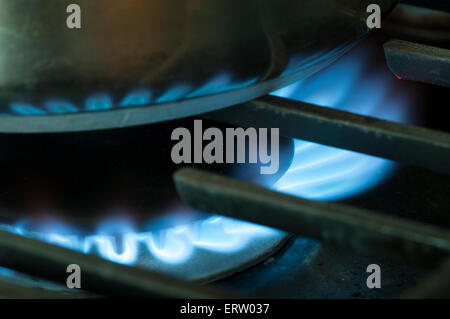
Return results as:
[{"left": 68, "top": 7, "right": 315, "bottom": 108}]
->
[{"left": 0, "top": 1, "right": 448, "bottom": 300}]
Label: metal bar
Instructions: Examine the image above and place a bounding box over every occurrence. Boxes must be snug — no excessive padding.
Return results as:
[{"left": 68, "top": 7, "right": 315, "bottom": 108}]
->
[
  {"left": 382, "top": 4, "right": 450, "bottom": 47},
  {"left": 401, "top": 259, "right": 450, "bottom": 299},
  {"left": 0, "top": 229, "right": 234, "bottom": 298},
  {"left": 174, "top": 167, "right": 450, "bottom": 267},
  {"left": 384, "top": 39, "right": 450, "bottom": 87},
  {"left": 203, "top": 95, "right": 450, "bottom": 175}
]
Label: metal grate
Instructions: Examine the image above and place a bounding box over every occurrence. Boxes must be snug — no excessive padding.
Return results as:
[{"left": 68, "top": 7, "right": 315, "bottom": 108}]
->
[
  {"left": 173, "top": 34, "right": 450, "bottom": 298},
  {"left": 384, "top": 39, "right": 450, "bottom": 88},
  {"left": 203, "top": 95, "right": 450, "bottom": 175},
  {"left": 0, "top": 5, "right": 449, "bottom": 299}
]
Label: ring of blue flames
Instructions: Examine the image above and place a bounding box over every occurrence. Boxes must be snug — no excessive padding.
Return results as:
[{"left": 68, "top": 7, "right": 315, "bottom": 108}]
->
[{"left": 1, "top": 216, "right": 281, "bottom": 265}]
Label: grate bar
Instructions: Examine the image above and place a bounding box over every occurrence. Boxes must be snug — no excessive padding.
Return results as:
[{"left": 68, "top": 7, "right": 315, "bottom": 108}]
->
[
  {"left": 204, "top": 95, "right": 450, "bottom": 175},
  {"left": 174, "top": 167, "right": 450, "bottom": 267},
  {"left": 384, "top": 39, "right": 450, "bottom": 87},
  {"left": 0, "top": 229, "right": 234, "bottom": 298}
]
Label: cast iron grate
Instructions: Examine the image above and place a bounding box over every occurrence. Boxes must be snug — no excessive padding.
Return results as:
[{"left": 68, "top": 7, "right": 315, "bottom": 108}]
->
[
  {"left": 0, "top": 3, "right": 449, "bottom": 299},
  {"left": 172, "top": 17, "right": 450, "bottom": 298}
]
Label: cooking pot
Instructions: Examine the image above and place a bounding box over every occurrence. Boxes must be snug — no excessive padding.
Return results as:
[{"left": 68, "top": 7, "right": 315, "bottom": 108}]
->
[{"left": 0, "top": 0, "right": 397, "bottom": 132}]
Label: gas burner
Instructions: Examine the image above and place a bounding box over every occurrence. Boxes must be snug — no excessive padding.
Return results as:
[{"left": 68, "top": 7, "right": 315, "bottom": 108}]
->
[
  {"left": 271, "top": 41, "right": 416, "bottom": 201},
  {"left": 0, "top": 118, "right": 294, "bottom": 284},
  {"left": 0, "top": 1, "right": 449, "bottom": 300},
  {"left": 1, "top": 216, "right": 287, "bottom": 283}
]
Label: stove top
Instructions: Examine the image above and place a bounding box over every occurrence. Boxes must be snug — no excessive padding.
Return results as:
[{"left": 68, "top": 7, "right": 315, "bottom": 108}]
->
[{"left": 0, "top": 0, "right": 449, "bottom": 300}]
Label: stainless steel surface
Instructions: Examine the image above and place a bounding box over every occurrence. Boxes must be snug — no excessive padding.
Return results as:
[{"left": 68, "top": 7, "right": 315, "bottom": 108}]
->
[{"left": 0, "top": 0, "right": 397, "bottom": 132}]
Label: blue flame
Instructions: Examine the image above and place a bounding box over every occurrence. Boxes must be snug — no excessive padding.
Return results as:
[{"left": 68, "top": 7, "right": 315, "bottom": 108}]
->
[
  {"left": 271, "top": 48, "right": 414, "bottom": 201},
  {"left": 44, "top": 100, "right": 78, "bottom": 114},
  {"left": 85, "top": 93, "right": 113, "bottom": 111},
  {"left": 156, "top": 84, "right": 192, "bottom": 104},
  {"left": 6, "top": 72, "right": 260, "bottom": 115},
  {"left": 10, "top": 102, "right": 46, "bottom": 115},
  {"left": 120, "top": 89, "right": 152, "bottom": 107},
  {"left": 186, "top": 73, "right": 232, "bottom": 98},
  {"left": 0, "top": 216, "right": 281, "bottom": 265},
  {"left": 186, "top": 73, "right": 257, "bottom": 99}
]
